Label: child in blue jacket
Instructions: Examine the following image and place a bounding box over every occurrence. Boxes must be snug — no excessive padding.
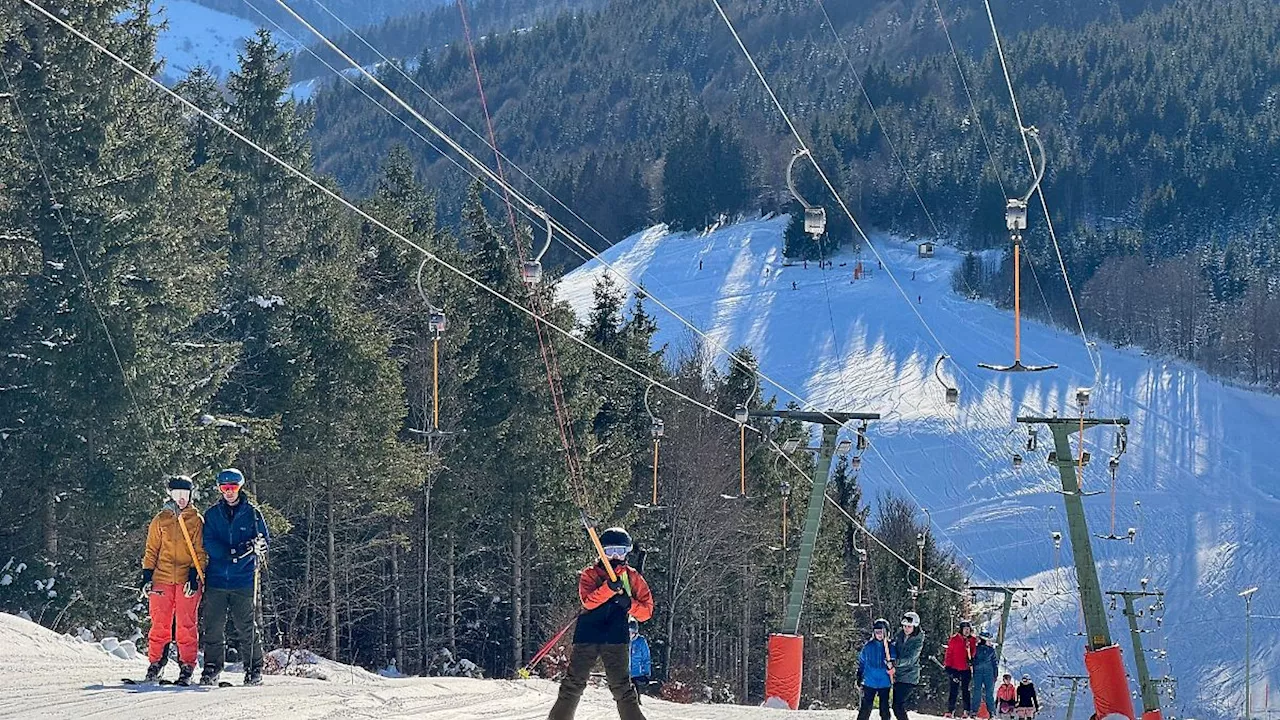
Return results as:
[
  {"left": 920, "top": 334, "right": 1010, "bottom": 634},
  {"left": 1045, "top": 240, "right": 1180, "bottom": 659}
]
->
[
  {"left": 628, "top": 618, "right": 651, "bottom": 699},
  {"left": 857, "top": 618, "right": 897, "bottom": 720}
]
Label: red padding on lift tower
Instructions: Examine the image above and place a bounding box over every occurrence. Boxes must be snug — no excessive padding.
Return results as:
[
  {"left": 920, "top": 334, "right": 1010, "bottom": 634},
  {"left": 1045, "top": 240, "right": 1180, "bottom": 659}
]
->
[
  {"left": 764, "top": 633, "right": 804, "bottom": 710},
  {"left": 1141, "top": 711, "right": 1163, "bottom": 720},
  {"left": 1084, "top": 644, "right": 1137, "bottom": 720}
]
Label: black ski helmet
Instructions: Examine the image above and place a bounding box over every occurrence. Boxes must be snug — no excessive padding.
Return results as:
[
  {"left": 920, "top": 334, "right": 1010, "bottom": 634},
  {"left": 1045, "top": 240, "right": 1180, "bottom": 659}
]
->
[
  {"left": 873, "top": 618, "right": 890, "bottom": 631},
  {"left": 167, "top": 475, "right": 193, "bottom": 491},
  {"left": 628, "top": 618, "right": 639, "bottom": 633},
  {"left": 598, "top": 527, "right": 632, "bottom": 551}
]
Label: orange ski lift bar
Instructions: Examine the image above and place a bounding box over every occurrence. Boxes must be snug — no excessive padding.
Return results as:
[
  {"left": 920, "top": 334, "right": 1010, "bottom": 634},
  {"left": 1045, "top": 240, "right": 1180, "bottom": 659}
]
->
[
  {"left": 786, "top": 148, "right": 826, "bottom": 238},
  {"left": 979, "top": 126, "right": 1058, "bottom": 373},
  {"left": 726, "top": 371, "right": 760, "bottom": 500},
  {"left": 522, "top": 209, "right": 553, "bottom": 284},
  {"left": 637, "top": 383, "right": 665, "bottom": 510},
  {"left": 935, "top": 355, "right": 959, "bottom": 405},
  {"left": 417, "top": 260, "right": 447, "bottom": 435}
]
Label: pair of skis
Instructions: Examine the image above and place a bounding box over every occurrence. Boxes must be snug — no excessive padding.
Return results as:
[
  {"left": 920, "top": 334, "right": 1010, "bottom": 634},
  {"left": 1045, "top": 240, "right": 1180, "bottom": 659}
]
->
[{"left": 120, "top": 677, "right": 244, "bottom": 688}]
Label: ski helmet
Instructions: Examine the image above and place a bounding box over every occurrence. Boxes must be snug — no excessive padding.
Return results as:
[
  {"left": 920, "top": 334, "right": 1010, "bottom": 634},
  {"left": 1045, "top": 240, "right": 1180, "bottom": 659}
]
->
[
  {"left": 167, "top": 475, "right": 193, "bottom": 508},
  {"left": 872, "top": 618, "right": 890, "bottom": 631},
  {"left": 901, "top": 611, "right": 920, "bottom": 627},
  {"left": 959, "top": 620, "right": 972, "bottom": 632},
  {"left": 167, "top": 475, "right": 193, "bottom": 492},
  {"left": 217, "top": 468, "right": 245, "bottom": 488},
  {"left": 598, "top": 527, "right": 632, "bottom": 557},
  {"left": 628, "top": 618, "right": 639, "bottom": 634}
]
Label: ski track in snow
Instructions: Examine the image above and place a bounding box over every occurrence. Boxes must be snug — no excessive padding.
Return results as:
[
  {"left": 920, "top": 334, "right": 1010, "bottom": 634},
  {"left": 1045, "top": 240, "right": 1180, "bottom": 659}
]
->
[
  {"left": 0, "top": 613, "right": 951, "bottom": 719},
  {"left": 559, "top": 216, "right": 1277, "bottom": 719}
]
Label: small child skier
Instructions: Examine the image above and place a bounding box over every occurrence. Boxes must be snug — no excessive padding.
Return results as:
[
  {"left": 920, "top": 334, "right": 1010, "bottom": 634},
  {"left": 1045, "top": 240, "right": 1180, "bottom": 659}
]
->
[
  {"left": 548, "top": 527, "right": 654, "bottom": 720},
  {"left": 628, "top": 618, "right": 652, "bottom": 700},
  {"left": 140, "top": 475, "right": 207, "bottom": 684},
  {"left": 996, "top": 673, "right": 1017, "bottom": 716},
  {"left": 1015, "top": 674, "right": 1041, "bottom": 718}
]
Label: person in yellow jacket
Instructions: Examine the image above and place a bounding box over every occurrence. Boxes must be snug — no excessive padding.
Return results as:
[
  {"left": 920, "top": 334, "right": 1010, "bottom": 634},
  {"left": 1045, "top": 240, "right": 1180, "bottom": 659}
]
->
[{"left": 139, "top": 475, "right": 208, "bottom": 684}]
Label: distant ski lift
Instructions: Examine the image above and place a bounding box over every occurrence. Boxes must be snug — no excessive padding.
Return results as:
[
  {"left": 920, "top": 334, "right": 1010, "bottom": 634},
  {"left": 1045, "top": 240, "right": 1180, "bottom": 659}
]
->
[
  {"left": 835, "top": 439, "right": 854, "bottom": 458},
  {"left": 523, "top": 210, "right": 554, "bottom": 284},
  {"left": 1051, "top": 531, "right": 1062, "bottom": 549},
  {"left": 1108, "top": 456, "right": 1120, "bottom": 473},
  {"left": 1127, "top": 527, "right": 1137, "bottom": 543},
  {"left": 786, "top": 148, "right": 826, "bottom": 238},
  {"left": 782, "top": 437, "right": 802, "bottom": 453},
  {"left": 849, "top": 454, "right": 862, "bottom": 471},
  {"left": 935, "top": 355, "right": 959, "bottom": 405}
]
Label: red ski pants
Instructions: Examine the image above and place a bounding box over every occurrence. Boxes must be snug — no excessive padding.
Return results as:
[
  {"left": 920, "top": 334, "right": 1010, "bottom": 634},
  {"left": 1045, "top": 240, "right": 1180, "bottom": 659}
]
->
[{"left": 148, "top": 583, "right": 200, "bottom": 664}]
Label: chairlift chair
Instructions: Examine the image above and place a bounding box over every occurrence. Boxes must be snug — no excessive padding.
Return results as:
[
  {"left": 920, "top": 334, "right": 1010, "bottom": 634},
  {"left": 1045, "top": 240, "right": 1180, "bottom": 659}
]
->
[
  {"left": 935, "top": 355, "right": 960, "bottom": 405},
  {"left": 786, "top": 148, "right": 827, "bottom": 238},
  {"left": 522, "top": 211, "right": 554, "bottom": 285}
]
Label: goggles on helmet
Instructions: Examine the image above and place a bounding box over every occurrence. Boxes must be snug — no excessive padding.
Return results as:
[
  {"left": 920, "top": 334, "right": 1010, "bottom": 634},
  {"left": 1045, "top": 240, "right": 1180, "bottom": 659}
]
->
[
  {"left": 602, "top": 544, "right": 630, "bottom": 559},
  {"left": 169, "top": 488, "right": 192, "bottom": 505},
  {"left": 218, "top": 482, "right": 242, "bottom": 493}
]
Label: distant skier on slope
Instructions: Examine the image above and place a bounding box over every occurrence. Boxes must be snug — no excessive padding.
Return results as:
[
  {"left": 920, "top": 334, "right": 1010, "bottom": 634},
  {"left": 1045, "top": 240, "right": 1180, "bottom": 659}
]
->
[
  {"left": 548, "top": 527, "right": 654, "bottom": 720},
  {"left": 970, "top": 631, "right": 998, "bottom": 717},
  {"left": 889, "top": 611, "right": 924, "bottom": 719},
  {"left": 943, "top": 620, "right": 977, "bottom": 718},
  {"left": 856, "top": 618, "right": 896, "bottom": 720},
  {"left": 138, "top": 475, "right": 207, "bottom": 685},
  {"left": 199, "top": 468, "right": 269, "bottom": 687}
]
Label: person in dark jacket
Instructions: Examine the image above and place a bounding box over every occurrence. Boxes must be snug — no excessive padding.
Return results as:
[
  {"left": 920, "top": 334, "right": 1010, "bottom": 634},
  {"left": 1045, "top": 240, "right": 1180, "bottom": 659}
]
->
[
  {"left": 628, "top": 618, "right": 652, "bottom": 700},
  {"left": 890, "top": 611, "right": 924, "bottom": 719},
  {"left": 970, "top": 632, "right": 998, "bottom": 716},
  {"left": 548, "top": 527, "right": 654, "bottom": 720},
  {"left": 199, "top": 468, "right": 269, "bottom": 687},
  {"left": 1015, "top": 674, "right": 1040, "bottom": 718},
  {"left": 943, "top": 621, "right": 977, "bottom": 717},
  {"left": 857, "top": 618, "right": 897, "bottom": 720}
]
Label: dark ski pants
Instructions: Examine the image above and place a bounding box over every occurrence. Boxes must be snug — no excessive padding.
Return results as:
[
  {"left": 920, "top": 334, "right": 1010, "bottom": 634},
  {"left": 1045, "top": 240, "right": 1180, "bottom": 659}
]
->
[
  {"left": 547, "top": 643, "right": 645, "bottom": 720},
  {"left": 892, "top": 682, "right": 918, "bottom": 719},
  {"left": 972, "top": 672, "right": 997, "bottom": 715},
  {"left": 947, "top": 668, "right": 972, "bottom": 714},
  {"left": 201, "top": 586, "right": 262, "bottom": 670},
  {"left": 857, "top": 686, "right": 891, "bottom": 720}
]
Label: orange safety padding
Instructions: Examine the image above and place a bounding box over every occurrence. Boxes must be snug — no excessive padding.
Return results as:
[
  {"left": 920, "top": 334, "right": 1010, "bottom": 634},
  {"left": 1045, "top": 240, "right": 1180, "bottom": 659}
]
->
[
  {"left": 1140, "top": 711, "right": 1163, "bottom": 720},
  {"left": 976, "top": 701, "right": 990, "bottom": 718},
  {"left": 1084, "top": 644, "right": 1137, "bottom": 720},
  {"left": 764, "top": 633, "right": 804, "bottom": 710}
]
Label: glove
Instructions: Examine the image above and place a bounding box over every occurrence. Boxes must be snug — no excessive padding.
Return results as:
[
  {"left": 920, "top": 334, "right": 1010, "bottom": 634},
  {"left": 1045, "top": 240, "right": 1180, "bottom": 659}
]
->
[
  {"left": 253, "top": 534, "right": 268, "bottom": 556},
  {"left": 609, "top": 594, "right": 632, "bottom": 612},
  {"left": 183, "top": 567, "right": 200, "bottom": 597},
  {"left": 606, "top": 577, "right": 625, "bottom": 594},
  {"left": 139, "top": 568, "right": 154, "bottom": 596}
]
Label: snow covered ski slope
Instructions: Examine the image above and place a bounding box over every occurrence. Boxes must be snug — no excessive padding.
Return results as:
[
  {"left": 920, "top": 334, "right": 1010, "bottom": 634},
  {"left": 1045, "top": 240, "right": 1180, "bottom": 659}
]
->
[
  {"left": 148, "top": 1, "right": 263, "bottom": 84},
  {"left": 560, "top": 216, "right": 1280, "bottom": 719},
  {"left": 0, "top": 612, "right": 949, "bottom": 719}
]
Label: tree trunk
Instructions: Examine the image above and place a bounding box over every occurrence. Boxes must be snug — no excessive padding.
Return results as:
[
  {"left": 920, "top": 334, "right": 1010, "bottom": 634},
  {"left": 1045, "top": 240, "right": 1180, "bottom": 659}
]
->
[
  {"left": 327, "top": 479, "right": 338, "bottom": 660},
  {"left": 741, "top": 577, "right": 749, "bottom": 703},
  {"left": 511, "top": 518, "right": 524, "bottom": 671},
  {"left": 390, "top": 523, "right": 404, "bottom": 673},
  {"left": 420, "top": 478, "right": 432, "bottom": 673},
  {"left": 42, "top": 487, "right": 57, "bottom": 558},
  {"left": 447, "top": 533, "right": 457, "bottom": 655}
]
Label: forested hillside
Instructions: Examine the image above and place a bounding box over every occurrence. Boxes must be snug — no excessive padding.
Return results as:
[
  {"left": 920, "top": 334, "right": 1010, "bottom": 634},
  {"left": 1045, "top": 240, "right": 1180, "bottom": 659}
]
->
[
  {"left": 0, "top": 1, "right": 970, "bottom": 710},
  {"left": 303, "top": 0, "right": 1280, "bottom": 388}
]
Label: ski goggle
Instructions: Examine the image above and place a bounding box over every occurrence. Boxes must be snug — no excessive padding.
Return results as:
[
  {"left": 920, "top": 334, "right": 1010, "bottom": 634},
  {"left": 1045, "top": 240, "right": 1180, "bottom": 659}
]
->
[
  {"left": 169, "top": 489, "right": 191, "bottom": 504},
  {"left": 901, "top": 617, "right": 916, "bottom": 626},
  {"left": 602, "top": 545, "right": 630, "bottom": 559},
  {"left": 218, "top": 482, "right": 242, "bottom": 493}
]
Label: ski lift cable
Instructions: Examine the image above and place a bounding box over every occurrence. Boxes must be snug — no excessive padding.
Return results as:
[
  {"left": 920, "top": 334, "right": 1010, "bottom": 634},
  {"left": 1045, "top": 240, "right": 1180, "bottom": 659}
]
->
[
  {"left": 812, "top": 0, "right": 941, "bottom": 238},
  {"left": 981, "top": 0, "right": 1099, "bottom": 378},
  {"left": 31, "top": 0, "right": 1084, "bottom": 615}
]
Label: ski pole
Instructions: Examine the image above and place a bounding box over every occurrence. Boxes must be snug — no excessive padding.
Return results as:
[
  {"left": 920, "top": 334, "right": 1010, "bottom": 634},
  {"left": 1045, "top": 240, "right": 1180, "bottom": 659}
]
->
[{"left": 521, "top": 617, "right": 576, "bottom": 676}]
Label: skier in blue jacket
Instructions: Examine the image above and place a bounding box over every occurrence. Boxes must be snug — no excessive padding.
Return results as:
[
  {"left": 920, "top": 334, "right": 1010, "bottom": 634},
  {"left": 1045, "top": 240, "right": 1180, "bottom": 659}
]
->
[
  {"left": 970, "top": 631, "right": 998, "bottom": 716},
  {"left": 628, "top": 618, "right": 652, "bottom": 699},
  {"left": 198, "top": 468, "right": 270, "bottom": 686},
  {"left": 857, "top": 618, "right": 897, "bottom": 720}
]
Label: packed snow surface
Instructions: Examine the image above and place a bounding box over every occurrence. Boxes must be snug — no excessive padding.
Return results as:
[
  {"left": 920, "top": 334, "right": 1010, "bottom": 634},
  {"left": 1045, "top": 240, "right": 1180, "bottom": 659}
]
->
[
  {"left": 560, "top": 216, "right": 1280, "bottom": 719},
  {"left": 0, "top": 612, "right": 948, "bottom": 719}
]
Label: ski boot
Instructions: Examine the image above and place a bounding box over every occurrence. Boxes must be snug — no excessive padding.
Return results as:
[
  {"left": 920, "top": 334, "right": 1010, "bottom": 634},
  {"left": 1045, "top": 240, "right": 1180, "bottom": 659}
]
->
[
  {"left": 198, "top": 662, "right": 221, "bottom": 687},
  {"left": 175, "top": 663, "right": 195, "bottom": 686},
  {"left": 143, "top": 661, "right": 163, "bottom": 683},
  {"left": 243, "top": 661, "right": 263, "bottom": 687}
]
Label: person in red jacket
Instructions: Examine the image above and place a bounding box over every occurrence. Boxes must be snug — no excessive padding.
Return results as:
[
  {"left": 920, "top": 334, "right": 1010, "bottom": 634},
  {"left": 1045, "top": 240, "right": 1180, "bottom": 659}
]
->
[
  {"left": 548, "top": 527, "right": 654, "bottom": 720},
  {"left": 943, "top": 621, "right": 978, "bottom": 718}
]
